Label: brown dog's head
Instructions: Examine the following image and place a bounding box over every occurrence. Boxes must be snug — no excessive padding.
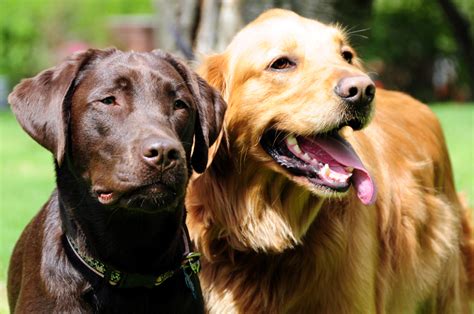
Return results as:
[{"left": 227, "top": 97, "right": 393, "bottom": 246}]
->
[
  {"left": 202, "top": 9, "right": 376, "bottom": 206},
  {"left": 9, "top": 48, "right": 226, "bottom": 212}
]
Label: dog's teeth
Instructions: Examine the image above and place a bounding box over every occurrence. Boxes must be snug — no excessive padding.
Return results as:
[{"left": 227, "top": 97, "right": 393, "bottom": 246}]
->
[
  {"left": 323, "top": 164, "right": 330, "bottom": 177},
  {"left": 339, "top": 126, "right": 354, "bottom": 137},
  {"left": 345, "top": 166, "right": 354, "bottom": 173},
  {"left": 286, "top": 135, "right": 297, "bottom": 146},
  {"left": 301, "top": 153, "right": 311, "bottom": 161},
  {"left": 329, "top": 172, "right": 340, "bottom": 181},
  {"left": 293, "top": 144, "right": 302, "bottom": 154}
]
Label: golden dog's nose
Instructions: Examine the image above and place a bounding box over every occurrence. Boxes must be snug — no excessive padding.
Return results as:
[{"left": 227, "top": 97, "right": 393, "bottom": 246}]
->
[{"left": 335, "top": 76, "right": 376, "bottom": 107}]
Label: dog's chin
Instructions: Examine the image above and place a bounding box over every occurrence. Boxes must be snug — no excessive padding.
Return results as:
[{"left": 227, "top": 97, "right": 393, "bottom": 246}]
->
[
  {"left": 95, "top": 183, "right": 184, "bottom": 213},
  {"left": 259, "top": 122, "right": 377, "bottom": 205}
]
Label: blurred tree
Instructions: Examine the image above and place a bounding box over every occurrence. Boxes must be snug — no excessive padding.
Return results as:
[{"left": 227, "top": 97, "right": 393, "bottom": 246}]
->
[
  {"left": 437, "top": 0, "right": 474, "bottom": 97},
  {"left": 154, "top": 0, "right": 243, "bottom": 56},
  {"left": 195, "top": 0, "right": 222, "bottom": 54},
  {"left": 154, "top": 0, "right": 199, "bottom": 59},
  {"left": 364, "top": 0, "right": 473, "bottom": 101}
]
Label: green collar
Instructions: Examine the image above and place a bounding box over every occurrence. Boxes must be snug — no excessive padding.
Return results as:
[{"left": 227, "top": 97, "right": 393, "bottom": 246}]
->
[{"left": 62, "top": 228, "right": 201, "bottom": 290}]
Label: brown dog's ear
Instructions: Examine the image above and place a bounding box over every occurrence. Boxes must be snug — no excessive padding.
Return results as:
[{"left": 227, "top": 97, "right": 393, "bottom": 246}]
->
[
  {"left": 191, "top": 75, "right": 227, "bottom": 172},
  {"left": 8, "top": 48, "right": 115, "bottom": 165},
  {"left": 153, "top": 50, "right": 227, "bottom": 173}
]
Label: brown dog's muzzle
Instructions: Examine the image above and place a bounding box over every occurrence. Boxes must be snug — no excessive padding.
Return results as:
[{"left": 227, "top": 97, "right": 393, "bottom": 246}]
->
[{"left": 141, "top": 137, "right": 183, "bottom": 171}]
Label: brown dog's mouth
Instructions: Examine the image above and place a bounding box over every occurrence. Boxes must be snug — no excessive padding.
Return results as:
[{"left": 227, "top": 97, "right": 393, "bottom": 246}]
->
[
  {"left": 95, "top": 182, "right": 179, "bottom": 210},
  {"left": 260, "top": 128, "right": 376, "bottom": 205},
  {"left": 97, "top": 191, "right": 116, "bottom": 205}
]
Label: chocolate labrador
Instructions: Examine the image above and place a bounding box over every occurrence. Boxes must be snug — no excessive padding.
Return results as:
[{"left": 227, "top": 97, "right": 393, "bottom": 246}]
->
[{"left": 7, "top": 48, "right": 226, "bottom": 313}]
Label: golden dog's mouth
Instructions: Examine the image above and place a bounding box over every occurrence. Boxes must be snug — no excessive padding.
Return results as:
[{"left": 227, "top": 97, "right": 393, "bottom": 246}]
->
[{"left": 261, "top": 128, "right": 376, "bottom": 205}]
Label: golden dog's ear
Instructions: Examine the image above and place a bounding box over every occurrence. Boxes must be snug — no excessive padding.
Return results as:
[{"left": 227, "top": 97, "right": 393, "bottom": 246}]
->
[
  {"left": 198, "top": 54, "right": 227, "bottom": 95},
  {"left": 153, "top": 50, "right": 227, "bottom": 173},
  {"left": 8, "top": 48, "right": 117, "bottom": 165}
]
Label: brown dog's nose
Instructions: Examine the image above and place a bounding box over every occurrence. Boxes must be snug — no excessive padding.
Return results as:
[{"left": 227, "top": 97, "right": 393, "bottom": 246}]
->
[
  {"left": 142, "top": 138, "right": 181, "bottom": 169},
  {"left": 335, "top": 76, "right": 376, "bottom": 107}
]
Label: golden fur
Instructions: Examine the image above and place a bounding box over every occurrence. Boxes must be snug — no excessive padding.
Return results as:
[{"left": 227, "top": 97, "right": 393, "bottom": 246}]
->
[{"left": 186, "top": 9, "right": 474, "bottom": 313}]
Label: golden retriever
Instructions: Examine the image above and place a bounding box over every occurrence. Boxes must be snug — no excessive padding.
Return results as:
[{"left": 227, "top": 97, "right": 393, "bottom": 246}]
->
[{"left": 186, "top": 9, "right": 474, "bottom": 313}]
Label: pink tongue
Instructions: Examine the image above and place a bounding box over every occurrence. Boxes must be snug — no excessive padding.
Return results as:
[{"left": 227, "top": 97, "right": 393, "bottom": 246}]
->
[{"left": 303, "top": 135, "right": 376, "bottom": 205}]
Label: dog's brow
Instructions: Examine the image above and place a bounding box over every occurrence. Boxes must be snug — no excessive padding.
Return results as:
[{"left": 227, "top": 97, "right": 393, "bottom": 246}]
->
[
  {"left": 115, "top": 77, "right": 132, "bottom": 89},
  {"left": 155, "top": 80, "right": 188, "bottom": 100},
  {"left": 173, "top": 81, "right": 187, "bottom": 91}
]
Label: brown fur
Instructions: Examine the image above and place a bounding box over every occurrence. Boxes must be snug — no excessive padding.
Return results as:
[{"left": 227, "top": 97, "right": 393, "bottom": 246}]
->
[
  {"left": 186, "top": 9, "right": 474, "bottom": 313},
  {"left": 7, "top": 49, "right": 227, "bottom": 313}
]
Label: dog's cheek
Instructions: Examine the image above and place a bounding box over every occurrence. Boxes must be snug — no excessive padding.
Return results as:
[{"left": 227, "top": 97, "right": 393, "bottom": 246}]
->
[{"left": 70, "top": 109, "right": 119, "bottom": 179}]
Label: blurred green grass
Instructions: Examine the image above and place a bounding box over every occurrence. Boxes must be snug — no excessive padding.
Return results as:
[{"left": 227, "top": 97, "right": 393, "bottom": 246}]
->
[
  {"left": 430, "top": 104, "right": 474, "bottom": 202},
  {"left": 0, "top": 111, "right": 56, "bottom": 279},
  {"left": 0, "top": 110, "right": 55, "bottom": 313},
  {"left": 0, "top": 104, "right": 473, "bottom": 312}
]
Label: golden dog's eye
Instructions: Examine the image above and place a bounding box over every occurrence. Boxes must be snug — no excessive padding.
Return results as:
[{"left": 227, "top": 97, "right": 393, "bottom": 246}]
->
[
  {"left": 342, "top": 50, "right": 353, "bottom": 64},
  {"left": 100, "top": 96, "right": 115, "bottom": 105},
  {"left": 269, "top": 57, "right": 296, "bottom": 71},
  {"left": 174, "top": 100, "right": 188, "bottom": 110}
]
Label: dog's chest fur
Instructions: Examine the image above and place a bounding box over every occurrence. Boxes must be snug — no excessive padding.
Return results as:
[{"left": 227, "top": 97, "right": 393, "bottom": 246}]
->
[{"left": 37, "top": 193, "right": 203, "bottom": 313}]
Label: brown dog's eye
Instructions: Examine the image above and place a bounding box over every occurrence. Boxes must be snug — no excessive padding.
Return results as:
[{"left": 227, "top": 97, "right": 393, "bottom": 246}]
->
[
  {"left": 174, "top": 100, "right": 188, "bottom": 110},
  {"left": 100, "top": 96, "right": 115, "bottom": 105},
  {"left": 269, "top": 57, "right": 296, "bottom": 71},
  {"left": 342, "top": 50, "right": 353, "bottom": 64}
]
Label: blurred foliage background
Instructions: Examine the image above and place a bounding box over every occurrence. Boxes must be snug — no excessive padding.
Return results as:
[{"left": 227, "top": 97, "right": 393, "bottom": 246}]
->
[
  {"left": 0, "top": 0, "right": 473, "bottom": 104},
  {"left": 0, "top": 0, "right": 152, "bottom": 93}
]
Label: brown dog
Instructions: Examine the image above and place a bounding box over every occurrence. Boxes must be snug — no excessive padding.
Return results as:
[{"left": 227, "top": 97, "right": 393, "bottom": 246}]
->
[
  {"left": 8, "top": 48, "right": 225, "bottom": 313},
  {"left": 186, "top": 9, "right": 474, "bottom": 313}
]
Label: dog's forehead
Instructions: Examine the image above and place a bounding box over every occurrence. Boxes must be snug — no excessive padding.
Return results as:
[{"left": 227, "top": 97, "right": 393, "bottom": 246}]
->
[
  {"left": 227, "top": 10, "right": 345, "bottom": 63},
  {"left": 88, "top": 52, "right": 186, "bottom": 85}
]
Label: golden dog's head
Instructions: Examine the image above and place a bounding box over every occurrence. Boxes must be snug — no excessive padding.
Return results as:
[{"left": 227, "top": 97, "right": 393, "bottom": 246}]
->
[
  {"left": 202, "top": 9, "right": 376, "bottom": 205},
  {"left": 193, "top": 9, "right": 378, "bottom": 253}
]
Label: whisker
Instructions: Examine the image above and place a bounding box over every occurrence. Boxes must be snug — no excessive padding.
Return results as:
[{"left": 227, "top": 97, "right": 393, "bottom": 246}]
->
[{"left": 347, "top": 27, "right": 370, "bottom": 35}]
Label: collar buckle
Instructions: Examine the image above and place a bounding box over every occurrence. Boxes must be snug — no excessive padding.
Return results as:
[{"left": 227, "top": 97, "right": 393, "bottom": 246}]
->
[{"left": 183, "top": 252, "right": 201, "bottom": 274}]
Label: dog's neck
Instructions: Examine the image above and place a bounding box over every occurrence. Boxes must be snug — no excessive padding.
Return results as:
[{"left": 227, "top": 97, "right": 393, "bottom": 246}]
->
[{"left": 57, "top": 163, "right": 185, "bottom": 275}]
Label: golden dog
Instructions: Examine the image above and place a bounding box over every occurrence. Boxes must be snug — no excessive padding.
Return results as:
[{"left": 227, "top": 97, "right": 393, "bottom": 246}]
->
[{"left": 186, "top": 9, "right": 474, "bottom": 313}]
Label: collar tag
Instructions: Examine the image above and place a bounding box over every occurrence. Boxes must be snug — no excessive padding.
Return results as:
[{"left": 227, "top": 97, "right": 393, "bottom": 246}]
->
[
  {"left": 104, "top": 269, "right": 122, "bottom": 286},
  {"left": 186, "top": 253, "right": 201, "bottom": 274}
]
